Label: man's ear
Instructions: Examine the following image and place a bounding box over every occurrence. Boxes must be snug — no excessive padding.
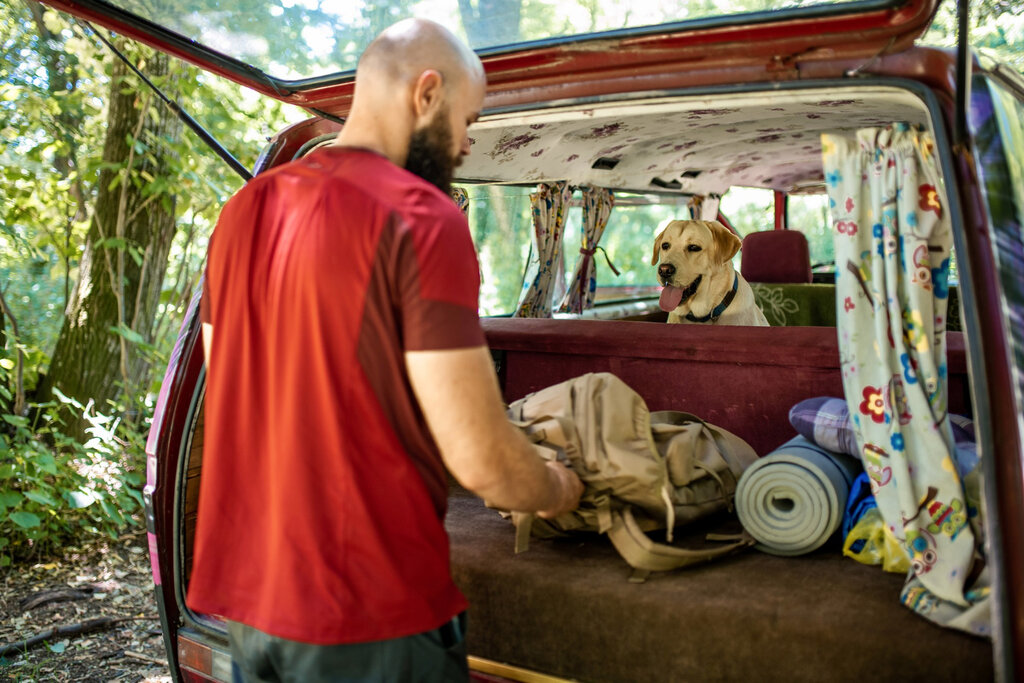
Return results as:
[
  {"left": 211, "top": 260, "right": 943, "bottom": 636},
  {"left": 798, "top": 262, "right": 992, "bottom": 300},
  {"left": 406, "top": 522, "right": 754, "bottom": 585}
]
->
[
  {"left": 651, "top": 227, "right": 668, "bottom": 265},
  {"left": 411, "top": 69, "right": 444, "bottom": 123},
  {"left": 707, "top": 221, "right": 741, "bottom": 264}
]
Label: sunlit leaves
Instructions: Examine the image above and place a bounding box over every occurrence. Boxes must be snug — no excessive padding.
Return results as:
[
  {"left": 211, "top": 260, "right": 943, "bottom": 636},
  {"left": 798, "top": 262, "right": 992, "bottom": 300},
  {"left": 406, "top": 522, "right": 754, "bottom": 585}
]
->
[{"left": 9, "top": 511, "right": 42, "bottom": 528}]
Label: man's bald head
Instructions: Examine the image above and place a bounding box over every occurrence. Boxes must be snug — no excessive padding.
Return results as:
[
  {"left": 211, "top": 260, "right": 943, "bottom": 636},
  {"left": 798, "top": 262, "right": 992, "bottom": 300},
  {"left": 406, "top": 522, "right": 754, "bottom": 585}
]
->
[
  {"left": 356, "top": 18, "right": 483, "bottom": 98},
  {"left": 337, "top": 18, "right": 485, "bottom": 179}
]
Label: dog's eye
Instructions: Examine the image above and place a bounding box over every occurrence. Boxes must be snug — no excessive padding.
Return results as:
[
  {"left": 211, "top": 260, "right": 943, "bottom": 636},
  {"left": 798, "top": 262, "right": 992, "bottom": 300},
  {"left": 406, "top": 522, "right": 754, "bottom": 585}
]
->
[
  {"left": 687, "top": 244, "right": 702, "bottom": 252},
  {"left": 661, "top": 242, "right": 670, "bottom": 251}
]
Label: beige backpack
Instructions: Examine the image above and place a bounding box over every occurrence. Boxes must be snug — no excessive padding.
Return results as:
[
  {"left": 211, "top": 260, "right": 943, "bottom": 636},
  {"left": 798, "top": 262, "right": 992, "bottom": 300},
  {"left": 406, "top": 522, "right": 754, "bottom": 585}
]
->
[{"left": 504, "top": 372, "right": 759, "bottom": 579}]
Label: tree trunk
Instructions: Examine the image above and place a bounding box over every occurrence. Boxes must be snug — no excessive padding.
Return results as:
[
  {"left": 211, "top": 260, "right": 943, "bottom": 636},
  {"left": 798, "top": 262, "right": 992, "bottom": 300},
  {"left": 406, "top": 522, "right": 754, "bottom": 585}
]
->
[
  {"left": 27, "top": 0, "right": 87, "bottom": 308},
  {"left": 37, "top": 49, "right": 182, "bottom": 440}
]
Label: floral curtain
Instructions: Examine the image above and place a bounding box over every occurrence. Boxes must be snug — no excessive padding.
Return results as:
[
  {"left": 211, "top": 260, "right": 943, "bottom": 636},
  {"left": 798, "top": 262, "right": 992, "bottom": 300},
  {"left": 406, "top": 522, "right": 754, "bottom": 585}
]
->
[
  {"left": 557, "top": 187, "right": 616, "bottom": 313},
  {"left": 822, "top": 123, "right": 989, "bottom": 636},
  {"left": 450, "top": 186, "right": 470, "bottom": 216},
  {"left": 515, "top": 182, "right": 573, "bottom": 318},
  {"left": 691, "top": 195, "right": 719, "bottom": 221}
]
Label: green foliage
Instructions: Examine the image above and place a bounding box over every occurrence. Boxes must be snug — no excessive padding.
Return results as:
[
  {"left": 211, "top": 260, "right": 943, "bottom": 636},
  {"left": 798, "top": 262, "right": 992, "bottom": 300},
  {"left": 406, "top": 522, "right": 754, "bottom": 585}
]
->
[
  {"left": 922, "top": 0, "right": 1024, "bottom": 74},
  {"left": 0, "top": 385, "right": 149, "bottom": 566},
  {"left": 0, "top": 2, "right": 305, "bottom": 565},
  {"left": 597, "top": 202, "right": 681, "bottom": 288}
]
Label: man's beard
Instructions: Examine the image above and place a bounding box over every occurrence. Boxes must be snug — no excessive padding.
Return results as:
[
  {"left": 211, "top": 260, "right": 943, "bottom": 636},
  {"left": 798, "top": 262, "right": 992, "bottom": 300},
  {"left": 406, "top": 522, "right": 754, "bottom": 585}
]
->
[{"left": 404, "top": 108, "right": 459, "bottom": 195}]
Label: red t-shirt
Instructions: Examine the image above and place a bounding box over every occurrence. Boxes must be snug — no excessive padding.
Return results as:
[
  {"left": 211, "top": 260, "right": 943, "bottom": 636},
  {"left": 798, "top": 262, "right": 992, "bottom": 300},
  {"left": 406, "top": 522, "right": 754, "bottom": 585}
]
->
[{"left": 186, "top": 147, "right": 484, "bottom": 644}]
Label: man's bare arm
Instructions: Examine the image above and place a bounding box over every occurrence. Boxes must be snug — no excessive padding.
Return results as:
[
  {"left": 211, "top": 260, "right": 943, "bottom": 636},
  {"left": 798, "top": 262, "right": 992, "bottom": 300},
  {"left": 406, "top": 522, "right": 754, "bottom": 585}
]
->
[
  {"left": 202, "top": 323, "right": 213, "bottom": 369},
  {"left": 405, "top": 346, "right": 583, "bottom": 518}
]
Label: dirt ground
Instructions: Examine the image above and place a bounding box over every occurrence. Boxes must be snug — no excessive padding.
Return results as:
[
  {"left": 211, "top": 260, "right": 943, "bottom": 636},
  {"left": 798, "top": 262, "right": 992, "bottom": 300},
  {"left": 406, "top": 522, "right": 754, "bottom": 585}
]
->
[{"left": 0, "top": 531, "right": 171, "bottom": 682}]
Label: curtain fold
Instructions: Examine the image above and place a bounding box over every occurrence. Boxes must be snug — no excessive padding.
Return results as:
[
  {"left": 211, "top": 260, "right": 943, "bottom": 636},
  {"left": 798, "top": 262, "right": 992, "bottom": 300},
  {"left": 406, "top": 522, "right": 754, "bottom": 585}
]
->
[
  {"left": 450, "top": 186, "right": 470, "bottom": 216},
  {"left": 515, "top": 182, "right": 573, "bottom": 318},
  {"left": 558, "top": 187, "right": 616, "bottom": 314},
  {"left": 692, "top": 195, "right": 719, "bottom": 222},
  {"left": 822, "top": 123, "right": 989, "bottom": 636}
]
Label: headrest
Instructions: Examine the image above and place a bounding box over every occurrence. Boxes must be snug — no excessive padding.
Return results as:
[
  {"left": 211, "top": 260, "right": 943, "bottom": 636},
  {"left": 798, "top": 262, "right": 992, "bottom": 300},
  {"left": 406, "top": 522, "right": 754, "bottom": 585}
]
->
[{"left": 740, "top": 230, "right": 813, "bottom": 284}]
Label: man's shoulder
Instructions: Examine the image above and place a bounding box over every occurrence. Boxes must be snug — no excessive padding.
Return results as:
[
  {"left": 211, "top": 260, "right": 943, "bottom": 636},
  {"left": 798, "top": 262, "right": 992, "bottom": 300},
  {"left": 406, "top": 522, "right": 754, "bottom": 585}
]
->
[{"left": 223, "top": 148, "right": 461, "bottom": 228}]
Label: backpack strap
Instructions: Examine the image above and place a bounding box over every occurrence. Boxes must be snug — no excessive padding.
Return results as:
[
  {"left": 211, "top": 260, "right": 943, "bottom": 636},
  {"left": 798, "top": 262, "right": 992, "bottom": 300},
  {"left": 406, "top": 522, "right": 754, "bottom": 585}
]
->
[
  {"left": 603, "top": 506, "right": 754, "bottom": 574},
  {"left": 512, "top": 511, "right": 535, "bottom": 554},
  {"left": 507, "top": 412, "right": 582, "bottom": 469}
]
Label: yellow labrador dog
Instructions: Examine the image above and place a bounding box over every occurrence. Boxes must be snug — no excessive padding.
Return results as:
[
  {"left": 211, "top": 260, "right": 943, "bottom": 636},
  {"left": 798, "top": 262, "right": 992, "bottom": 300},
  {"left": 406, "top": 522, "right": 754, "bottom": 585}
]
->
[{"left": 652, "top": 219, "right": 769, "bottom": 326}]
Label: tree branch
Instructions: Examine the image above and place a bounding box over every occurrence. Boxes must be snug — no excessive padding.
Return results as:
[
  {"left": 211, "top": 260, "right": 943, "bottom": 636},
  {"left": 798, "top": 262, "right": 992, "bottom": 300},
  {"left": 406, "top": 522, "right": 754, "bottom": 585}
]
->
[{"left": 0, "top": 615, "right": 158, "bottom": 658}]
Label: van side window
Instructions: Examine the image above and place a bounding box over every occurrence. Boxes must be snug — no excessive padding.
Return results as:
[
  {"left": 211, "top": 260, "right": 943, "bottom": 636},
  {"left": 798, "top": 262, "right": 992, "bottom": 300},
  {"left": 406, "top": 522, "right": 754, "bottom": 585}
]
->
[{"left": 974, "top": 75, "right": 1024, "bottom": 396}]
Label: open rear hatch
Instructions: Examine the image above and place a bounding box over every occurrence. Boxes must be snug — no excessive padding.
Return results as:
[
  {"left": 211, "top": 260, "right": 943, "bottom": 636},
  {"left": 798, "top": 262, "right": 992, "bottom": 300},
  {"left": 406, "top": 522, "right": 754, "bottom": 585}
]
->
[{"left": 42, "top": 0, "right": 940, "bottom": 116}]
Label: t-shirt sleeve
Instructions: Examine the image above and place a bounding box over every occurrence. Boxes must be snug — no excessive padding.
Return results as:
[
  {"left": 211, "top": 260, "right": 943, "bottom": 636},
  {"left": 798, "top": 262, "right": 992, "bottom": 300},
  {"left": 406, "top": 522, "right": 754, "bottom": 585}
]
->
[{"left": 396, "top": 198, "right": 485, "bottom": 351}]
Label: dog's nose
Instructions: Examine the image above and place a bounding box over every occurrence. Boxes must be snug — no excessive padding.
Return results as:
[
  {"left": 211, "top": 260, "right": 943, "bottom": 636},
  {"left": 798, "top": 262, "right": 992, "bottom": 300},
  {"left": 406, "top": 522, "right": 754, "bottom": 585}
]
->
[{"left": 658, "top": 263, "right": 676, "bottom": 279}]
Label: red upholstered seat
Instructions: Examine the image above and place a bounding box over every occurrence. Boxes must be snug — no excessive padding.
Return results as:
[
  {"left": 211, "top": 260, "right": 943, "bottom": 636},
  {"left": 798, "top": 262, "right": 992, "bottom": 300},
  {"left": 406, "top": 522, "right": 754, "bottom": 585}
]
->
[{"left": 740, "top": 230, "right": 813, "bottom": 283}]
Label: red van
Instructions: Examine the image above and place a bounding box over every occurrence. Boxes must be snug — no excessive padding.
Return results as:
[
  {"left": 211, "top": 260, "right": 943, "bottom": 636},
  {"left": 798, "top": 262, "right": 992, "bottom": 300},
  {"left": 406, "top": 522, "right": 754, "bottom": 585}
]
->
[{"left": 41, "top": 0, "right": 1024, "bottom": 680}]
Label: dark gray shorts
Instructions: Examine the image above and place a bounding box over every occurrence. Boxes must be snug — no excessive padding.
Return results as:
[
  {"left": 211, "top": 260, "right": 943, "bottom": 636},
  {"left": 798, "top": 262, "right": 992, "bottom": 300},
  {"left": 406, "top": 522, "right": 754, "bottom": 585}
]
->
[{"left": 227, "top": 613, "right": 469, "bottom": 683}]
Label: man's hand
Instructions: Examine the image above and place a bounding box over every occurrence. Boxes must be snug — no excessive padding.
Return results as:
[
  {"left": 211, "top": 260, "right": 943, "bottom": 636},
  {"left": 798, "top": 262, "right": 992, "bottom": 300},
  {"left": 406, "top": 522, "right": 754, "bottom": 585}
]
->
[
  {"left": 536, "top": 460, "right": 584, "bottom": 519},
  {"left": 405, "top": 345, "right": 584, "bottom": 516}
]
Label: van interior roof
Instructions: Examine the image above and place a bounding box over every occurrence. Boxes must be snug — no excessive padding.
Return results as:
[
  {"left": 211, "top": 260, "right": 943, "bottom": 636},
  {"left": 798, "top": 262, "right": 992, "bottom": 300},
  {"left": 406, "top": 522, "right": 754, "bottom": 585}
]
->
[{"left": 457, "top": 86, "right": 933, "bottom": 196}]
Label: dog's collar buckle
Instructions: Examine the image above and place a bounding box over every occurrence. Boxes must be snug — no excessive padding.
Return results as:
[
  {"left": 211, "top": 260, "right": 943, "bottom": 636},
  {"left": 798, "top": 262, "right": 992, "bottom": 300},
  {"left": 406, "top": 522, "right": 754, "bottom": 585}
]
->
[{"left": 685, "top": 273, "right": 739, "bottom": 323}]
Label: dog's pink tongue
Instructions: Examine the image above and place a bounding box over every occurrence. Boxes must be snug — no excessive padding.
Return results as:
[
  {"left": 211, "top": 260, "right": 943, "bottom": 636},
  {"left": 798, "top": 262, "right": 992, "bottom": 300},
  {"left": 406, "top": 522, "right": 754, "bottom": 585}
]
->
[{"left": 659, "top": 285, "right": 684, "bottom": 312}]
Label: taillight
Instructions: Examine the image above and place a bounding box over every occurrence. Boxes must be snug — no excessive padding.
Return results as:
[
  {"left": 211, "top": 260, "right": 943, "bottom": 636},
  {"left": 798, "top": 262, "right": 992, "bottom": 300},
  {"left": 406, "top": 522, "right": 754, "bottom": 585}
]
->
[{"left": 178, "top": 633, "right": 232, "bottom": 682}]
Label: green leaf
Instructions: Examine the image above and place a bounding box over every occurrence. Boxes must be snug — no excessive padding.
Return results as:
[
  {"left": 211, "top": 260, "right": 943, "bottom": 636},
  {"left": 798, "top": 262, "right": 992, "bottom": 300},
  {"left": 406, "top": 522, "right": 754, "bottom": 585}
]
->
[
  {"left": 35, "top": 453, "right": 58, "bottom": 475},
  {"left": 67, "top": 489, "right": 98, "bottom": 509},
  {"left": 24, "top": 489, "right": 57, "bottom": 506},
  {"left": 1, "top": 414, "right": 27, "bottom": 427},
  {"left": 0, "top": 492, "right": 22, "bottom": 508},
  {"left": 123, "top": 487, "right": 144, "bottom": 509},
  {"left": 51, "top": 387, "right": 85, "bottom": 410},
  {"left": 9, "top": 511, "right": 41, "bottom": 528},
  {"left": 124, "top": 471, "right": 145, "bottom": 487},
  {"left": 108, "top": 324, "right": 146, "bottom": 346},
  {"left": 47, "top": 640, "right": 67, "bottom": 653},
  {"left": 100, "top": 498, "right": 124, "bottom": 525},
  {"left": 0, "top": 464, "right": 16, "bottom": 479},
  {"left": 97, "top": 236, "right": 127, "bottom": 250}
]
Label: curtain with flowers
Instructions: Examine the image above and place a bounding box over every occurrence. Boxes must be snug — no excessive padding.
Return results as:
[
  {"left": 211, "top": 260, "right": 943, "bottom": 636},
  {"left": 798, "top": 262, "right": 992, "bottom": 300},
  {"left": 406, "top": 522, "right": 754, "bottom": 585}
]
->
[
  {"left": 557, "top": 187, "right": 616, "bottom": 314},
  {"left": 450, "top": 186, "right": 470, "bottom": 216},
  {"left": 821, "top": 123, "right": 989, "bottom": 635},
  {"left": 515, "top": 182, "right": 573, "bottom": 318},
  {"left": 691, "top": 195, "right": 719, "bottom": 222}
]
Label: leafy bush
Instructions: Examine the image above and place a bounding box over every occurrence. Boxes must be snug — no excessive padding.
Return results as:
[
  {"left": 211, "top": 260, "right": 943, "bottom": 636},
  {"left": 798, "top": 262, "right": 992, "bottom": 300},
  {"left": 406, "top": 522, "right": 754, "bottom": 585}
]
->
[{"left": 0, "top": 383, "right": 148, "bottom": 566}]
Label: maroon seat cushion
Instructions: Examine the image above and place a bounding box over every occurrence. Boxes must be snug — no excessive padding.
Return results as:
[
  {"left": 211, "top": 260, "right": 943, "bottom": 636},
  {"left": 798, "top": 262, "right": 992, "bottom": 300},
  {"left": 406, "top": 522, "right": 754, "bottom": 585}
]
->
[{"left": 741, "top": 230, "right": 813, "bottom": 283}]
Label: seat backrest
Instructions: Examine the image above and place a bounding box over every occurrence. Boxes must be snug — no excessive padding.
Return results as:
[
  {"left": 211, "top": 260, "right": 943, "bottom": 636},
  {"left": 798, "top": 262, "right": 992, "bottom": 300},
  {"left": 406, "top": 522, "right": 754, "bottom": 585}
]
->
[{"left": 740, "top": 230, "right": 813, "bottom": 283}]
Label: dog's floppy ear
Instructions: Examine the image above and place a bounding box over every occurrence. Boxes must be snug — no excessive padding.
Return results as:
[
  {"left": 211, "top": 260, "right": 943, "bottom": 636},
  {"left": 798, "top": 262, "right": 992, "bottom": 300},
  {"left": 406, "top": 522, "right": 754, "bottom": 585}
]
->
[
  {"left": 651, "top": 226, "right": 668, "bottom": 265},
  {"left": 707, "top": 220, "right": 742, "bottom": 264}
]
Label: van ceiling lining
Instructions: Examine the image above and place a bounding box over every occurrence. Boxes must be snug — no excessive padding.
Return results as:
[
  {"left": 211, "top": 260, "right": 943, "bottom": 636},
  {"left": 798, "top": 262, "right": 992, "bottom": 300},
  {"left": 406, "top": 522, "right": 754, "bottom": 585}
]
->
[{"left": 458, "top": 87, "right": 932, "bottom": 195}]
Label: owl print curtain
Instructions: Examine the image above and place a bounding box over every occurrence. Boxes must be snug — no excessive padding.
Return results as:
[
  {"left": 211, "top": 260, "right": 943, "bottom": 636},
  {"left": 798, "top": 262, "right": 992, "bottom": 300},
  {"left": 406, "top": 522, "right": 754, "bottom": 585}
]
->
[
  {"left": 822, "top": 123, "right": 990, "bottom": 636},
  {"left": 515, "top": 182, "right": 573, "bottom": 318},
  {"left": 558, "top": 187, "right": 616, "bottom": 314}
]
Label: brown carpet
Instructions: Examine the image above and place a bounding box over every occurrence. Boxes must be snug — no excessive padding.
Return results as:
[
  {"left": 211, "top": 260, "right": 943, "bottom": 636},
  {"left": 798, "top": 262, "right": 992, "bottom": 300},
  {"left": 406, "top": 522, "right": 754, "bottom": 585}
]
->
[{"left": 447, "top": 486, "right": 992, "bottom": 683}]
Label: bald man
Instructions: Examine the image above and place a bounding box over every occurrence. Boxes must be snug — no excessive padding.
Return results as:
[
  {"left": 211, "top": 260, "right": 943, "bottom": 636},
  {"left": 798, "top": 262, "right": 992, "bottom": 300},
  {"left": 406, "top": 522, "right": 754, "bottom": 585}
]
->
[{"left": 188, "top": 18, "right": 583, "bottom": 683}]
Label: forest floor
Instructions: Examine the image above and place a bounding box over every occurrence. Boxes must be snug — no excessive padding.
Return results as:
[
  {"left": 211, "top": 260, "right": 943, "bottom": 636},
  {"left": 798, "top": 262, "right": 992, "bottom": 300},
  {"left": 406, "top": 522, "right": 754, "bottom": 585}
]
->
[{"left": 0, "top": 531, "right": 171, "bottom": 682}]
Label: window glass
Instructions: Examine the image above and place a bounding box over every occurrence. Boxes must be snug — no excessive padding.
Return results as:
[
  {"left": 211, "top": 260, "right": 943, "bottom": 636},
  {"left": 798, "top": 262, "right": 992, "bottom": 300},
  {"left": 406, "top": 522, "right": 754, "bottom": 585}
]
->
[
  {"left": 788, "top": 193, "right": 834, "bottom": 269},
  {"left": 720, "top": 187, "right": 773, "bottom": 239},
  {"left": 590, "top": 202, "right": 683, "bottom": 301},
  {"left": 459, "top": 184, "right": 533, "bottom": 316},
  {"left": 98, "top": 0, "right": 881, "bottom": 82},
  {"left": 721, "top": 186, "right": 835, "bottom": 272},
  {"left": 460, "top": 184, "right": 688, "bottom": 314},
  {"left": 974, "top": 76, "right": 1024, "bottom": 413}
]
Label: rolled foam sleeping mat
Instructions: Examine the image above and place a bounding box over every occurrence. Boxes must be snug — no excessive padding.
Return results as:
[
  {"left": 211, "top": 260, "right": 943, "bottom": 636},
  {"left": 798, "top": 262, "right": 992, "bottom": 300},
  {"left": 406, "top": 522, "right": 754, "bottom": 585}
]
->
[{"left": 735, "top": 435, "right": 864, "bottom": 556}]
